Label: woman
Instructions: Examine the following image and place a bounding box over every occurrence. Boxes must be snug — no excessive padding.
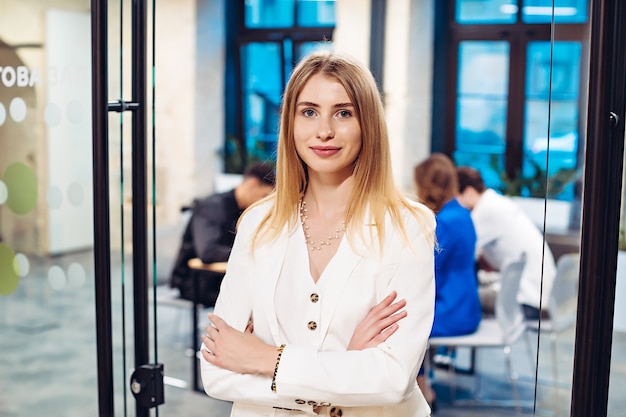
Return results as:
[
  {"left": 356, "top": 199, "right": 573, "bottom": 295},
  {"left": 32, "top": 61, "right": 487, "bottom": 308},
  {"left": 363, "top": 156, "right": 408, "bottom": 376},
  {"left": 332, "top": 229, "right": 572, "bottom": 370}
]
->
[
  {"left": 414, "top": 153, "right": 482, "bottom": 407},
  {"left": 200, "top": 50, "right": 436, "bottom": 417}
]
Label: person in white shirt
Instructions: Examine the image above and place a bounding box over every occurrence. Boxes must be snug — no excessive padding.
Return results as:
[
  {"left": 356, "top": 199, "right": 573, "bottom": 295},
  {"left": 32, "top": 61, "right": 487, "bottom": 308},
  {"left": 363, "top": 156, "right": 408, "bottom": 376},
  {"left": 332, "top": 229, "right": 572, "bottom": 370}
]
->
[
  {"left": 199, "top": 50, "right": 437, "bottom": 417},
  {"left": 456, "top": 166, "right": 556, "bottom": 320}
]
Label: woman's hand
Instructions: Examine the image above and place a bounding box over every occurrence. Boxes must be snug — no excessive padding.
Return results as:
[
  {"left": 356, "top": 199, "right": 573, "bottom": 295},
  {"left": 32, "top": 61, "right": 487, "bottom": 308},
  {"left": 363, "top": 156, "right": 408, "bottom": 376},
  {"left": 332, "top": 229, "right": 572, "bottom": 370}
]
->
[
  {"left": 201, "top": 314, "right": 276, "bottom": 376},
  {"left": 347, "top": 291, "right": 407, "bottom": 350}
]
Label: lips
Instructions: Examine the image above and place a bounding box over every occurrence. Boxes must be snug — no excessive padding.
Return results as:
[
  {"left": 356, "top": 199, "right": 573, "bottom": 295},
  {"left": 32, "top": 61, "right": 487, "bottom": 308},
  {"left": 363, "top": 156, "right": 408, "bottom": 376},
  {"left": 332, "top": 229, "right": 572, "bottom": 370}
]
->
[{"left": 311, "top": 146, "right": 341, "bottom": 157}]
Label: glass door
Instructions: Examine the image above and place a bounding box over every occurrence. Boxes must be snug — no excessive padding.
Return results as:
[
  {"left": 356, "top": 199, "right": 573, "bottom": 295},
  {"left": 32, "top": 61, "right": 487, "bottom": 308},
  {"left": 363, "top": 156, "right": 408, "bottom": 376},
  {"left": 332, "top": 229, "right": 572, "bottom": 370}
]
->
[
  {"left": 434, "top": 0, "right": 624, "bottom": 415},
  {"left": 0, "top": 1, "right": 100, "bottom": 415},
  {"left": 529, "top": 3, "right": 588, "bottom": 414}
]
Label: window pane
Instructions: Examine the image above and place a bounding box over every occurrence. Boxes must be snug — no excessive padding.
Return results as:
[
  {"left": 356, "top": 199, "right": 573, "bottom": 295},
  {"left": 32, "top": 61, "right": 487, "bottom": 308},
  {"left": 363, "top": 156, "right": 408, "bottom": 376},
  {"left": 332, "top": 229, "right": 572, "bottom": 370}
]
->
[
  {"left": 454, "top": 151, "right": 506, "bottom": 191},
  {"left": 522, "top": 0, "right": 588, "bottom": 24},
  {"left": 295, "top": 41, "right": 333, "bottom": 62},
  {"left": 456, "top": 41, "right": 510, "bottom": 156},
  {"left": 456, "top": 0, "right": 518, "bottom": 24},
  {"left": 245, "top": 0, "right": 294, "bottom": 28},
  {"left": 524, "top": 41, "right": 581, "bottom": 200},
  {"left": 241, "top": 43, "right": 283, "bottom": 162},
  {"left": 297, "top": 0, "right": 335, "bottom": 27}
]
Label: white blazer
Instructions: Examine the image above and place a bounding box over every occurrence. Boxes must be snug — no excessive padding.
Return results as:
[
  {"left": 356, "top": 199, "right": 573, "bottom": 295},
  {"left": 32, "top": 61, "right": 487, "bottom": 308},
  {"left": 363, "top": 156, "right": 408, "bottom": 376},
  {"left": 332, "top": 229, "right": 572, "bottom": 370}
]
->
[{"left": 200, "top": 199, "right": 436, "bottom": 417}]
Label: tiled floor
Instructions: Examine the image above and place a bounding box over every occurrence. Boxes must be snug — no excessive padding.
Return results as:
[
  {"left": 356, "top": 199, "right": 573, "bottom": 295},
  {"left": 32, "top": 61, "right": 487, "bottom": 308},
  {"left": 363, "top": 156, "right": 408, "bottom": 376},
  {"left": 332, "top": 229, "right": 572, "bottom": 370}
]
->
[{"left": 1, "top": 249, "right": 625, "bottom": 416}]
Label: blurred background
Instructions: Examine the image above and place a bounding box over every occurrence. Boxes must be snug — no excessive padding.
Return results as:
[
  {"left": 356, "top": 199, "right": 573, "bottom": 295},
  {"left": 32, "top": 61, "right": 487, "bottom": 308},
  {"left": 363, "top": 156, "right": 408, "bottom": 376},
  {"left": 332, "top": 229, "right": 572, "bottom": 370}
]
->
[{"left": 0, "top": 0, "right": 625, "bottom": 416}]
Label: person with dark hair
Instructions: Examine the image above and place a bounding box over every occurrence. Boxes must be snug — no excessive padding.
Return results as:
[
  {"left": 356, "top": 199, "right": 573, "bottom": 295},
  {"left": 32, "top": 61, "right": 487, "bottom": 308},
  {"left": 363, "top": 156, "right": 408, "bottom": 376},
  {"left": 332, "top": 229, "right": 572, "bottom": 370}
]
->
[
  {"left": 456, "top": 166, "right": 556, "bottom": 320},
  {"left": 169, "top": 162, "right": 276, "bottom": 306},
  {"left": 199, "top": 50, "right": 436, "bottom": 417},
  {"left": 414, "top": 153, "right": 481, "bottom": 409}
]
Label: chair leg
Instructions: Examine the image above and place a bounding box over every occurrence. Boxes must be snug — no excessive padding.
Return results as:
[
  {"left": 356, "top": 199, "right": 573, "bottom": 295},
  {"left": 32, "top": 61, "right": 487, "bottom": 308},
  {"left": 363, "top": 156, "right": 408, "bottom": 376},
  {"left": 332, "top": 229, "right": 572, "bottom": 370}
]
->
[
  {"left": 472, "top": 349, "right": 482, "bottom": 399},
  {"left": 523, "top": 330, "right": 538, "bottom": 374},
  {"left": 449, "top": 347, "right": 458, "bottom": 404},
  {"left": 503, "top": 345, "right": 522, "bottom": 415},
  {"left": 432, "top": 346, "right": 459, "bottom": 404},
  {"left": 176, "top": 307, "right": 187, "bottom": 346},
  {"left": 550, "top": 332, "right": 559, "bottom": 386}
]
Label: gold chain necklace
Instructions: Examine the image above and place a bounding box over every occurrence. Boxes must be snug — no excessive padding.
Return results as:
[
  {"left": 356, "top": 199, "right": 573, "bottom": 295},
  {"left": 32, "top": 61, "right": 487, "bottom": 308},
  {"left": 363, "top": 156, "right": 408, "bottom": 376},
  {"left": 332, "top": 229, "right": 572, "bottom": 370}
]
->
[{"left": 299, "top": 198, "right": 346, "bottom": 251}]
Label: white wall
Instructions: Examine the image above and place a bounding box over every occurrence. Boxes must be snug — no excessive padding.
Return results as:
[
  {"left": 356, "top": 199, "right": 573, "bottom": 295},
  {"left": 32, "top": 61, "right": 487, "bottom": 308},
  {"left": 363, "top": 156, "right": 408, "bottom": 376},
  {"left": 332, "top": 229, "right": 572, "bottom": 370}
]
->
[
  {"left": 152, "top": 0, "right": 225, "bottom": 227},
  {"left": 384, "top": 0, "right": 434, "bottom": 195},
  {"left": 333, "top": 0, "right": 371, "bottom": 65},
  {"left": 45, "top": 9, "right": 94, "bottom": 254}
]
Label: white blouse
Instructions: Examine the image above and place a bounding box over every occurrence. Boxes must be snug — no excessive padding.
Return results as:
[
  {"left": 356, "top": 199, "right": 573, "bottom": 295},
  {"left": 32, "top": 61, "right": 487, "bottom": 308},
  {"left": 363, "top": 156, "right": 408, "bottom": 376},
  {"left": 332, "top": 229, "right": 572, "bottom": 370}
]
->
[{"left": 274, "top": 227, "right": 343, "bottom": 350}]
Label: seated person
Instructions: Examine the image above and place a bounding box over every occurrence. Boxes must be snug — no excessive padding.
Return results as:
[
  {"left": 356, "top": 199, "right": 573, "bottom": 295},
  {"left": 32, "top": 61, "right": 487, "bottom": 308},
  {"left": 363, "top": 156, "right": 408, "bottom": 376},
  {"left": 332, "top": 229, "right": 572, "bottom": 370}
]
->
[
  {"left": 414, "top": 153, "right": 482, "bottom": 408},
  {"left": 169, "top": 162, "right": 275, "bottom": 306},
  {"left": 456, "top": 166, "right": 556, "bottom": 320}
]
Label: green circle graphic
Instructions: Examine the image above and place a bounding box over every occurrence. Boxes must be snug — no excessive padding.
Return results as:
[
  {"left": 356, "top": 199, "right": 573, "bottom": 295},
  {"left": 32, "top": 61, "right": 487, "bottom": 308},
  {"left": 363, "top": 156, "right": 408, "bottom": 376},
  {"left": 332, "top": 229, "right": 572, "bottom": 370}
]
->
[
  {"left": 0, "top": 243, "right": 20, "bottom": 295},
  {"left": 3, "top": 162, "right": 38, "bottom": 215}
]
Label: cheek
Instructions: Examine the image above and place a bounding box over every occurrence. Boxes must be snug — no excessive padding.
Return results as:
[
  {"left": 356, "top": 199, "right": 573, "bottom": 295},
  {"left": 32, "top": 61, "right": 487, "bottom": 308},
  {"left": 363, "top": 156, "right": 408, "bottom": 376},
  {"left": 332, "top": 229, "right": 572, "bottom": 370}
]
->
[
  {"left": 347, "top": 124, "right": 362, "bottom": 144},
  {"left": 345, "top": 128, "right": 362, "bottom": 153},
  {"left": 293, "top": 120, "right": 308, "bottom": 143},
  {"left": 294, "top": 136, "right": 307, "bottom": 156}
]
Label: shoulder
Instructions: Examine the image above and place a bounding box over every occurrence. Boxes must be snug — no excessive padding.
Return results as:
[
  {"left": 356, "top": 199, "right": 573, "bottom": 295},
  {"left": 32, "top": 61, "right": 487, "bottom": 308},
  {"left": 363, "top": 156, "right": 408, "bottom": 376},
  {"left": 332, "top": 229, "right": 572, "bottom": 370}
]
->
[
  {"left": 480, "top": 189, "right": 512, "bottom": 208},
  {"left": 439, "top": 199, "right": 471, "bottom": 220},
  {"left": 397, "top": 199, "right": 436, "bottom": 237},
  {"left": 237, "top": 197, "right": 274, "bottom": 233},
  {"left": 196, "top": 191, "right": 231, "bottom": 209},
  {"left": 473, "top": 189, "right": 510, "bottom": 218}
]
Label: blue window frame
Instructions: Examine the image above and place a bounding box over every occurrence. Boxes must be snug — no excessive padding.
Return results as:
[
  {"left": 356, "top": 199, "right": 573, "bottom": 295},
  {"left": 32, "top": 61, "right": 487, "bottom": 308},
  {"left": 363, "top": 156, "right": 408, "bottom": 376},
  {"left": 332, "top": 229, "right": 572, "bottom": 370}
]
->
[
  {"left": 437, "top": 0, "right": 589, "bottom": 201},
  {"left": 224, "top": 1, "right": 335, "bottom": 172},
  {"left": 456, "top": 0, "right": 588, "bottom": 24}
]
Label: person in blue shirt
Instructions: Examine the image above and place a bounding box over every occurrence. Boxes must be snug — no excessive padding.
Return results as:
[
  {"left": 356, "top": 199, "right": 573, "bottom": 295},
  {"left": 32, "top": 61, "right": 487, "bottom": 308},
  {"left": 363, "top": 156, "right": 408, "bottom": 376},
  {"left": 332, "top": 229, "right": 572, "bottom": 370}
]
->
[{"left": 413, "top": 153, "right": 482, "bottom": 409}]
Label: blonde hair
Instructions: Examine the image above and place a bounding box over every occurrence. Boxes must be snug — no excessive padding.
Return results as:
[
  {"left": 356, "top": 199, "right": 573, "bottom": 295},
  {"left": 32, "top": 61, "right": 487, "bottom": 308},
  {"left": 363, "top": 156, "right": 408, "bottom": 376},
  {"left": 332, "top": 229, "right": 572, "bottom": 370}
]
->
[{"left": 248, "top": 50, "right": 434, "bottom": 251}]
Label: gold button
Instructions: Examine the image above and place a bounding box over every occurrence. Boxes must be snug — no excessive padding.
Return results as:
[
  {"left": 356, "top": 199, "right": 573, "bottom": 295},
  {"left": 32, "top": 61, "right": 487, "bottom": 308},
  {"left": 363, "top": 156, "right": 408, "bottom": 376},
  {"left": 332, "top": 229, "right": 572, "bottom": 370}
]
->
[
  {"left": 295, "top": 399, "right": 306, "bottom": 405},
  {"left": 307, "top": 400, "right": 318, "bottom": 406},
  {"left": 310, "top": 293, "right": 319, "bottom": 303},
  {"left": 330, "top": 407, "right": 343, "bottom": 417},
  {"left": 307, "top": 321, "right": 317, "bottom": 331}
]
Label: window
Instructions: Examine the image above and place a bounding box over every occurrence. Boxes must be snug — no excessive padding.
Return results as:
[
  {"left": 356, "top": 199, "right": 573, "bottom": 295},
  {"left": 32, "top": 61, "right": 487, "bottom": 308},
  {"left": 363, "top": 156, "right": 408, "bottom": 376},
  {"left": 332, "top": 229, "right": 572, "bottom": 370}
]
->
[
  {"left": 434, "top": 0, "right": 588, "bottom": 200},
  {"left": 224, "top": 0, "right": 336, "bottom": 172}
]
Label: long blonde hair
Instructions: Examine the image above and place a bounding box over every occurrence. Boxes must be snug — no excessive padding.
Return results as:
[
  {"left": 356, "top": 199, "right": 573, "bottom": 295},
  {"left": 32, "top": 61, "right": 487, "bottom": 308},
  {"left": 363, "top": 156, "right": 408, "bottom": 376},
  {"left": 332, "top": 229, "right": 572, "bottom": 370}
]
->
[{"left": 249, "top": 50, "right": 434, "bottom": 251}]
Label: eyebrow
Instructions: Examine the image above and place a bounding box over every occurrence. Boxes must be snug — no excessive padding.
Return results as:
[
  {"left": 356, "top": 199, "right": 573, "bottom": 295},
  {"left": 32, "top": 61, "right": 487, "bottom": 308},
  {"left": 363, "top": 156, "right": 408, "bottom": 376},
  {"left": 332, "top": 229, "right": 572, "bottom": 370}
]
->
[{"left": 296, "top": 101, "right": 354, "bottom": 108}]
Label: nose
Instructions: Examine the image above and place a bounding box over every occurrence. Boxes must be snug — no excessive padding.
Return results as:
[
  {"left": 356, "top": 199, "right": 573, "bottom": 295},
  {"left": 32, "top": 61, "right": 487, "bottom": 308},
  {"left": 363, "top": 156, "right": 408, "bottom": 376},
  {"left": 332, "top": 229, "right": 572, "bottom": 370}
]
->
[{"left": 316, "top": 117, "right": 335, "bottom": 141}]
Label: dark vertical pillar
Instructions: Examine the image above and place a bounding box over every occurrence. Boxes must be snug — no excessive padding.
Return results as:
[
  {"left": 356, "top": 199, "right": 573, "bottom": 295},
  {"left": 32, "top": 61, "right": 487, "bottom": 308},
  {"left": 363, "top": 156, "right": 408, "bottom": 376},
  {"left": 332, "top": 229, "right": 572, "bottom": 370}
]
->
[
  {"left": 571, "top": 0, "right": 626, "bottom": 415},
  {"left": 91, "top": 0, "right": 115, "bottom": 415},
  {"left": 369, "top": 0, "right": 386, "bottom": 92},
  {"left": 430, "top": 0, "right": 449, "bottom": 154},
  {"left": 225, "top": 0, "right": 245, "bottom": 172},
  {"left": 131, "top": 0, "right": 149, "bottom": 416}
]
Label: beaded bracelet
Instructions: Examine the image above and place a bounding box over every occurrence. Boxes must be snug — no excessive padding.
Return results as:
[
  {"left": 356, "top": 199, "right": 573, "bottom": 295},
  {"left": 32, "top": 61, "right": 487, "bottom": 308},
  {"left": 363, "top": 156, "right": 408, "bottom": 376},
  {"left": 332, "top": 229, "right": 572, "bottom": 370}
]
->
[{"left": 271, "top": 344, "right": 286, "bottom": 392}]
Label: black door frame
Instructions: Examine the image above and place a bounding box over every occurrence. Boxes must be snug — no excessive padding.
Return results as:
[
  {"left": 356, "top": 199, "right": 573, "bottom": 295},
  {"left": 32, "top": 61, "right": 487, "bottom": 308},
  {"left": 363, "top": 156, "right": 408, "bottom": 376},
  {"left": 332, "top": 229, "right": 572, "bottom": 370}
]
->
[
  {"left": 571, "top": 0, "right": 626, "bottom": 415},
  {"left": 91, "top": 0, "right": 151, "bottom": 416}
]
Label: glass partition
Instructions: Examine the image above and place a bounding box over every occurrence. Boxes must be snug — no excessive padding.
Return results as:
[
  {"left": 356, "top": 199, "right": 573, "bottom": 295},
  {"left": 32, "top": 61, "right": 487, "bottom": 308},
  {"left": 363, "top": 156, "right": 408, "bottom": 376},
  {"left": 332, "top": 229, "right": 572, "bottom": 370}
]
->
[
  {"left": 437, "top": 0, "right": 594, "bottom": 415},
  {"left": 530, "top": 2, "right": 587, "bottom": 415},
  {"left": 0, "top": 1, "right": 98, "bottom": 415}
]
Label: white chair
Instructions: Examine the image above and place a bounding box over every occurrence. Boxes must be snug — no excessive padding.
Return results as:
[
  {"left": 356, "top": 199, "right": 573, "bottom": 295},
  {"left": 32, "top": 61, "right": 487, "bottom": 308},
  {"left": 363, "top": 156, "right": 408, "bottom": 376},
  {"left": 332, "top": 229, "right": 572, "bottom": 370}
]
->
[
  {"left": 428, "top": 255, "right": 528, "bottom": 411},
  {"left": 524, "top": 252, "right": 580, "bottom": 387}
]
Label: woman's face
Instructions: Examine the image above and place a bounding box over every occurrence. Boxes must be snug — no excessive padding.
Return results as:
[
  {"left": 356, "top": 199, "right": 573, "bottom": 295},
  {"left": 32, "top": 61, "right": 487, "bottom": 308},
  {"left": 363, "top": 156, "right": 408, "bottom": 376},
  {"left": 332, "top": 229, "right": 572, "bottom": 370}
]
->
[{"left": 293, "top": 73, "right": 362, "bottom": 181}]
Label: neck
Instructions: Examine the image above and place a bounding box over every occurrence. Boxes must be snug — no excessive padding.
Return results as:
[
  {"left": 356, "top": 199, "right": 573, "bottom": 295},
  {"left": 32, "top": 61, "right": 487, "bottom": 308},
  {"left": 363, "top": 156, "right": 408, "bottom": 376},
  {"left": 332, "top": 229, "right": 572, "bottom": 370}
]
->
[
  {"left": 299, "top": 197, "right": 346, "bottom": 251},
  {"left": 304, "top": 178, "right": 353, "bottom": 220},
  {"left": 234, "top": 182, "right": 250, "bottom": 210}
]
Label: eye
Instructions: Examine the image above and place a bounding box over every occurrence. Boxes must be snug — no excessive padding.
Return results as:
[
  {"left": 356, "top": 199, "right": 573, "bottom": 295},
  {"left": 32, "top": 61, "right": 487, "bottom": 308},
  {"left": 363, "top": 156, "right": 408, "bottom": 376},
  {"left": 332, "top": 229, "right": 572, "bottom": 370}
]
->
[
  {"left": 337, "top": 109, "right": 352, "bottom": 118},
  {"left": 302, "top": 109, "right": 316, "bottom": 117}
]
